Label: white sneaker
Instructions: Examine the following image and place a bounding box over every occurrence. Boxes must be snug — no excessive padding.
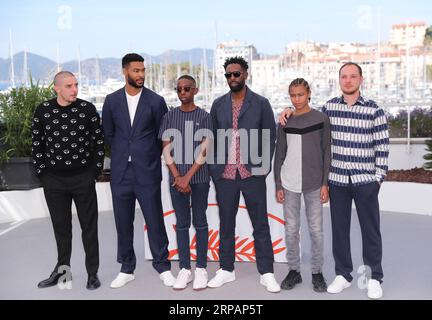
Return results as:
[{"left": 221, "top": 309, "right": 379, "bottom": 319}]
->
[
  {"left": 193, "top": 268, "right": 208, "bottom": 290},
  {"left": 110, "top": 272, "right": 135, "bottom": 289},
  {"left": 260, "top": 273, "right": 281, "bottom": 293},
  {"left": 207, "top": 269, "right": 235, "bottom": 288},
  {"left": 159, "top": 270, "right": 176, "bottom": 287},
  {"left": 327, "top": 275, "right": 351, "bottom": 294},
  {"left": 367, "top": 279, "right": 383, "bottom": 299},
  {"left": 173, "top": 268, "right": 193, "bottom": 290}
]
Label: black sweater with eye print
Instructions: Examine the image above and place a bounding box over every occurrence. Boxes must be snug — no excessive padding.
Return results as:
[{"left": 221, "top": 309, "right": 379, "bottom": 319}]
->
[{"left": 31, "top": 98, "right": 105, "bottom": 177}]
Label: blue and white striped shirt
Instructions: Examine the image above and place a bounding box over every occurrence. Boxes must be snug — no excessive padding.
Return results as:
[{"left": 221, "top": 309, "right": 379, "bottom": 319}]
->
[
  {"left": 158, "top": 106, "right": 212, "bottom": 185},
  {"left": 322, "top": 95, "right": 389, "bottom": 187}
]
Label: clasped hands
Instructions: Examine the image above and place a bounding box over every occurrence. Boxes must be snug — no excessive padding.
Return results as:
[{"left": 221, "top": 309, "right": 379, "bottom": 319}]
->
[{"left": 172, "top": 175, "right": 191, "bottom": 194}]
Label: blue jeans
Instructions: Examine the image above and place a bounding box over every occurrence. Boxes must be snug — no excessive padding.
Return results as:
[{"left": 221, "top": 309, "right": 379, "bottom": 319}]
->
[
  {"left": 169, "top": 183, "right": 210, "bottom": 269},
  {"left": 282, "top": 188, "right": 324, "bottom": 274}
]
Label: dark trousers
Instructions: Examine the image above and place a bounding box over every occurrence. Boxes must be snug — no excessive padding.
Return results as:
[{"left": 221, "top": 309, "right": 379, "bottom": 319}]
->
[
  {"left": 111, "top": 163, "right": 170, "bottom": 274},
  {"left": 213, "top": 174, "right": 274, "bottom": 275},
  {"left": 41, "top": 168, "right": 99, "bottom": 275},
  {"left": 169, "top": 183, "right": 210, "bottom": 270},
  {"left": 329, "top": 180, "right": 383, "bottom": 282}
]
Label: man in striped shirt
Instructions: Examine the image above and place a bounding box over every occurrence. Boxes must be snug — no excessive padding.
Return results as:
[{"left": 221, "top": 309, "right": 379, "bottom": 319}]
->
[{"left": 279, "top": 62, "right": 389, "bottom": 299}]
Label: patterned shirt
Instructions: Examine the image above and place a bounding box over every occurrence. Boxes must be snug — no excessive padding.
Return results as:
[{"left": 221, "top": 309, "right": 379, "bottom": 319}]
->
[
  {"left": 222, "top": 98, "right": 252, "bottom": 180},
  {"left": 322, "top": 95, "right": 389, "bottom": 187},
  {"left": 31, "top": 98, "right": 105, "bottom": 176},
  {"left": 158, "top": 106, "right": 212, "bottom": 184}
]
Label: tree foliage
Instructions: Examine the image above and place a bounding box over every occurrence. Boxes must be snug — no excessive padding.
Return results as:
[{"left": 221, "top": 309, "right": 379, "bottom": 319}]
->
[
  {"left": 388, "top": 107, "right": 432, "bottom": 138},
  {"left": 0, "top": 80, "right": 54, "bottom": 163}
]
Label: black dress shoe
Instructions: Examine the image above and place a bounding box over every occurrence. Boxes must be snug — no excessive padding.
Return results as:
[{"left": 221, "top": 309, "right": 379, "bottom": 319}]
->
[
  {"left": 38, "top": 268, "right": 72, "bottom": 289},
  {"left": 86, "top": 274, "right": 101, "bottom": 290},
  {"left": 38, "top": 270, "right": 63, "bottom": 288}
]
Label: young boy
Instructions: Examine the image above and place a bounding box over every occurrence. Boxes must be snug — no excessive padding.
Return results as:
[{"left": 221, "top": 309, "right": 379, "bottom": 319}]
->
[
  {"left": 158, "top": 75, "right": 212, "bottom": 290},
  {"left": 274, "top": 78, "right": 331, "bottom": 292}
]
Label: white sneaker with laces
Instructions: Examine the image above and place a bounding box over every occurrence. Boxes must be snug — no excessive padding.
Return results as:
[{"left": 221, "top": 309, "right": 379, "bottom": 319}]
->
[
  {"left": 327, "top": 275, "right": 351, "bottom": 294},
  {"left": 110, "top": 272, "right": 135, "bottom": 289},
  {"left": 207, "top": 269, "right": 235, "bottom": 288},
  {"left": 173, "top": 268, "right": 193, "bottom": 290},
  {"left": 367, "top": 279, "right": 383, "bottom": 299},
  {"left": 260, "top": 273, "right": 281, "bottom": 293},
  {"left": 159, "top": 270, "right": 176, "bottom": 287},
  {"left": 193, "top": 268, "right": 208, "bottom": 290}
]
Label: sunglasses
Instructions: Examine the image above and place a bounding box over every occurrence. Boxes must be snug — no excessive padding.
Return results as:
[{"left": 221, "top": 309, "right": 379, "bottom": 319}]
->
[
  {"left": 224, "top": 71, "right": 242, "bottom": 79},
  {"left": 175, "top": 86, "right": 195, "bottom": 93}
]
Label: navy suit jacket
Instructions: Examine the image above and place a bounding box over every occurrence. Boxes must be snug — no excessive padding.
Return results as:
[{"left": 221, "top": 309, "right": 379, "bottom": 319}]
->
[
  {"left": 209, "top": 87, "right": 276, "bottom": 181},
  {"left": 102, "top": 87, "right": 168, "bottom": 185}
]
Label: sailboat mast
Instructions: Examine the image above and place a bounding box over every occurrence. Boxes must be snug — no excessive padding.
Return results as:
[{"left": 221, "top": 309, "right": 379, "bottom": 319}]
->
[
  {"left": 377, "top": 7, "right": 382, "bottom": 101},
  {"left": 203, "top": 48, "right": 208, "bottom": 107},
  {"left": 211, "top": 21, "right": 218, "bottom": 103},
  {"left": 56, "top": 43, "right": 61, "bottom": 72},
  {"left": 95, "top": 55, "right": 101, "bottom": 87},
  {"left": 405, "top": 21, "right": 411, "bottom": 153},
  {"left": 9, "top": 29, "right": 16, "bottom": 88},
  {"left": 77, "top": 47, "right": 82, "bottom": 91},
  {"left": 23, "top": 47, "right": 29, "bottom": 87}
]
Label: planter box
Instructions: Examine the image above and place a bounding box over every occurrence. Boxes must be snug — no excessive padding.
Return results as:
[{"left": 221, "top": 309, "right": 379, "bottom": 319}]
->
[
  {"left": 379, "top": 181, "right": 432, "bottom": 216},
  {"left": 0, "top": 157, "right": 41, "bottom": 191}
]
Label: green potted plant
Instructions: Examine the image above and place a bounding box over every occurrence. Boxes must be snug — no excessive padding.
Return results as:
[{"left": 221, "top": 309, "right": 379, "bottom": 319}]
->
[{"left": 0, "top": 79, "right": 54, "bottom": 190}]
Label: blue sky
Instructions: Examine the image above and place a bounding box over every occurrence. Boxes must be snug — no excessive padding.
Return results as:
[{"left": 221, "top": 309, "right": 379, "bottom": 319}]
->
[{"left": 0, "top": 0, "right": 431, "bottom": 61}]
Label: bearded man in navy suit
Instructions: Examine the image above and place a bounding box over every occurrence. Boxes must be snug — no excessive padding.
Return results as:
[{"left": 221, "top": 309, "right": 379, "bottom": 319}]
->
[{"left": 102, "top": 53, "right": 175, "bottom": 288}]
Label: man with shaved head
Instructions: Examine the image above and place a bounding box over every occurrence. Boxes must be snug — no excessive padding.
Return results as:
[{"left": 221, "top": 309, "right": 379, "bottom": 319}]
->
[
  {"left": 53, "top": 70, "right": 75, "bottom": 85},
  {"left": 32, "top": 71, "right": 105, "bottom": 290}
]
